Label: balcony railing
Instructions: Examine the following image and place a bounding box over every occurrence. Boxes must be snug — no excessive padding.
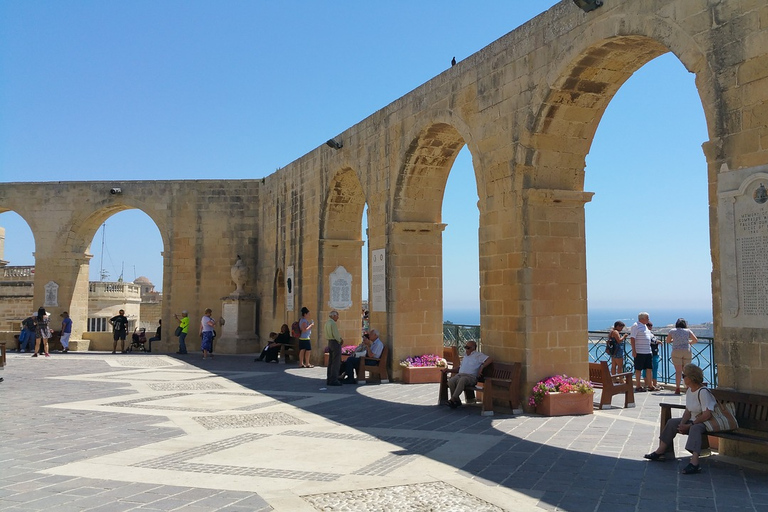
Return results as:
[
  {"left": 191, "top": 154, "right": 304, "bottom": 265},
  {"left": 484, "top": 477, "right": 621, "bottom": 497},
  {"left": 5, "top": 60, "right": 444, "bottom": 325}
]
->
[
  {"left": 88, "top": 282, "right": 140, "bottom": 295},
  {"left": 588, "top": 330, "right": 716, "bottom": 387},
  {"left": 1, "top": 266, "right": 35, "bottom": 280},
  {"left": 443, "top": 324, "right": 717, "bottom": 387}
]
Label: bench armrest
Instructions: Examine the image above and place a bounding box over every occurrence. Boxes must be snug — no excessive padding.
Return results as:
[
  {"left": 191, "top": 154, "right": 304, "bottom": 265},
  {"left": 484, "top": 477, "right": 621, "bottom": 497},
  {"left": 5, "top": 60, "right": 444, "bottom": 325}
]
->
[
  {"left": 659, "top": 403, "right": 686, "bottom": 410},
  {"left": 613, "top": 371, "right": 633, "bottom": 378}
]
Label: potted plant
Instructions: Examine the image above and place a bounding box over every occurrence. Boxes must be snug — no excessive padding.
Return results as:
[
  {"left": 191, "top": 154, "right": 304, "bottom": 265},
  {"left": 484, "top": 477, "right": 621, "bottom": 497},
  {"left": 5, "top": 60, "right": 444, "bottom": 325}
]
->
[
  {"left": 529, "top": 375, "right": 594, "bottom": 416},
  {"left": 322, "top": 345, "right": 358, "bottom": 367},
  {"left": 399, "top": 354, "right": 447, "bottom": 384}
]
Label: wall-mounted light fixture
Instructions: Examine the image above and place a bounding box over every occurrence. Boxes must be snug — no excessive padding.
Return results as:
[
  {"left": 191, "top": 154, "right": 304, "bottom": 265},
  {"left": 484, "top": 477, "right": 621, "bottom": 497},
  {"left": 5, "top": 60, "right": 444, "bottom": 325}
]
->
[
  {"left": 326, "top": 139, "right": 343, "bottom": 150},
  {"left": 573, "top": 0, "right": 603, "bottom": 13}
]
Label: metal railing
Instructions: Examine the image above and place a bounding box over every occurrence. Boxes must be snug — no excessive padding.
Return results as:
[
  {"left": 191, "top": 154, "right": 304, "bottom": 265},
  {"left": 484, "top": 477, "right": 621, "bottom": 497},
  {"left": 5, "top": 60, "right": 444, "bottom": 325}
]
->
[
  {"left": 588, "top": 331, "right": 716, "bottom": 387},
  {"left": 443, "top": 323, "right": 481, "bottom": 357},
  {"left": 442, "top": 324, "right": 717, "bottom": 386}
]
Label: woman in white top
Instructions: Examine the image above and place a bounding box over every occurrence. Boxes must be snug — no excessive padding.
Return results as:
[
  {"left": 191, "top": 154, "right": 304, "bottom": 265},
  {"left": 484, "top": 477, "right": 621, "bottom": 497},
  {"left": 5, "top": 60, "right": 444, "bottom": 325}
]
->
[
  {"left": 644, "top": 364, "right": 712, "bottom": 474},
  {"left": 666, "top": 318, "right": 698, "bottom": 395}
]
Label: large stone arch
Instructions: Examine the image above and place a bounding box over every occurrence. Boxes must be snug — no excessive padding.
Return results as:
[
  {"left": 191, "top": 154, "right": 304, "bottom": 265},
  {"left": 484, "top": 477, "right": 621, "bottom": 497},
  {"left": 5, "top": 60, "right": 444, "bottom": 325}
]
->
[
  {"left": 388, "top": 118, "right": 481, "bottom": 370},
  {"left": 318, "top": 167, "right": 366, "bottom": 340}
]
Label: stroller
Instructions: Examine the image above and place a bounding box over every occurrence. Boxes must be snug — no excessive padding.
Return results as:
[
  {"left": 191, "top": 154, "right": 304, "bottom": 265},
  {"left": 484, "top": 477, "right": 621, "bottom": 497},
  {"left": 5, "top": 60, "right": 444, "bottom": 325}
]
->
[{"left": 128, "top": 327, "right": 148, "bottom": 352}]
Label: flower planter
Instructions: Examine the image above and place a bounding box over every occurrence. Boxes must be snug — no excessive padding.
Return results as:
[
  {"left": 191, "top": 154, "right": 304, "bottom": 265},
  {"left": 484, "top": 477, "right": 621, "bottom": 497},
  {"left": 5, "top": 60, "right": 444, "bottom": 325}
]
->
[
  {"left": 401, "top": 366, "right": 442, "bottom": 384},
  {"left": 537, "top": 392, "right": 594, "bottom": 416}
]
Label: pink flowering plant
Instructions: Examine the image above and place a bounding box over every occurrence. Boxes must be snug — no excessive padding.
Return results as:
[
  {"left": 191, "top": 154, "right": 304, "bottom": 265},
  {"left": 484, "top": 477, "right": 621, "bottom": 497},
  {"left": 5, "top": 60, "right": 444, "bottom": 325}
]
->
[
  {"left": 528, "top": 375, "right": 594, "bottom": 407},
  {"left": 399, "top": 354, "right": 447, "bottom": 368}
]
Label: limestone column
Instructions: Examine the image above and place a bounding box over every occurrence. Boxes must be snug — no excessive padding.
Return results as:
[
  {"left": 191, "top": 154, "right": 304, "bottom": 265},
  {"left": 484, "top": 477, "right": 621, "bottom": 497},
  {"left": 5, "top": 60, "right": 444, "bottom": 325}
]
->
[
  {"left": 521, "top": 188, "right": 594, "bottom": 389},
  {"left": 387, "top": 221, "right": 446, "bottom": 380},
  {"left": 317, "top": 238, "right": 364, "bottom": 358}
]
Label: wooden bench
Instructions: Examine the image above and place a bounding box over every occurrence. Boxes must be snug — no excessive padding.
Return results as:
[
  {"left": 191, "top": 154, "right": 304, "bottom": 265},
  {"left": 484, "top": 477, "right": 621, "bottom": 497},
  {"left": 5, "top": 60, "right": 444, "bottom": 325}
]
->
[
  {"left": 442, "top": 346, "right": 461, "bottom": 370},
  {"left": 438, "top": 361, "right": 522, "bottom": 416},
  {"left": 0, "top": 341, "right": 6, "bottom": 368},
  {"left": 588, "top": 361, "right": 635, "bottom": 410},
  {"left": 279, "top": 337, "right": 300, "bottom": 364},
  {"left": 358, "top": 345, "right": 389, "bottom": 384},
  {"left": 659, "top": 388, "right": 768, "bottom": 457}
]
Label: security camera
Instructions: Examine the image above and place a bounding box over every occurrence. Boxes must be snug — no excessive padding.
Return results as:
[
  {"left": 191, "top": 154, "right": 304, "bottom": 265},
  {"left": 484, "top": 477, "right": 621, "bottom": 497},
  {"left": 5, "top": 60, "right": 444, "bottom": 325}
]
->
[{"left": 110, "top": 187, "right": 122, "bottom": 195}]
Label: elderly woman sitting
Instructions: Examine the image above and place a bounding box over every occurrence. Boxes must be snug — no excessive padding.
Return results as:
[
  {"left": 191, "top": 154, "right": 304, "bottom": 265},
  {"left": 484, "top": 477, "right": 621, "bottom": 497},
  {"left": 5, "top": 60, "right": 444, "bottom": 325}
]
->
[{"left": 643, "top": 363, "right": 713, "bottom": 474}]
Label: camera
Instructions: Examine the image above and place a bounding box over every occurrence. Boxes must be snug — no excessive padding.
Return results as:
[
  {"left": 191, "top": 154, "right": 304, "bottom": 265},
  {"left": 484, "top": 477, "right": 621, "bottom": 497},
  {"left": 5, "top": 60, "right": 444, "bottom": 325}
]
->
[{"left": 110, "top": 187, "right": 122, "bottom": 195}]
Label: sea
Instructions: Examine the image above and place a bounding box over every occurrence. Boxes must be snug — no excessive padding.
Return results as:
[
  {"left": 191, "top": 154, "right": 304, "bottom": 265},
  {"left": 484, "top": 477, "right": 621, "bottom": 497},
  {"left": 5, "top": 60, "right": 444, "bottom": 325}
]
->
[{"left": 443, "top": 307, "right": 713, "bottom": 331}]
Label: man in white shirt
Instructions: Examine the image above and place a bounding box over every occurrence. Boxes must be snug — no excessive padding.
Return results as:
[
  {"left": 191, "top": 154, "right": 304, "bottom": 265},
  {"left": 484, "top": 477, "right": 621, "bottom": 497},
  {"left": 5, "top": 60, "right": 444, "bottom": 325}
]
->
[
  {"left": 444, "top": 341, "right": 492, "bottom": 409},
  {"left": 340, "top": 329, "right": 385, "bottom": 384},
  {"left": 630, "top": 311, "right": 654, "bottom": 392}
]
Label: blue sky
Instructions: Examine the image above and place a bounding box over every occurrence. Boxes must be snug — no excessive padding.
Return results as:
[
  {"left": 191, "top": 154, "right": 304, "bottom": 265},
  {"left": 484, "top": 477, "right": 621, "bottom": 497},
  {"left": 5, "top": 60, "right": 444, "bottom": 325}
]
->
[{"left": 0, "top": 1, "right": 712, "bottom": 322}]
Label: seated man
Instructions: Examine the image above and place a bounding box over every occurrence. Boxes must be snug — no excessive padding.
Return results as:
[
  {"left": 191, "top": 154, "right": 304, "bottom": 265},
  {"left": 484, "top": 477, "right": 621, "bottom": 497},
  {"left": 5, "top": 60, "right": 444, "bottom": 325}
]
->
[
  {"left": 148, "top": 319, "right": 161, "bottom": 353},
  {"left": 340, "top": 329, "right": 384, "bottom": 384},
  {"left": 444, "top": 341, "right": 492, "bottom": 409}
]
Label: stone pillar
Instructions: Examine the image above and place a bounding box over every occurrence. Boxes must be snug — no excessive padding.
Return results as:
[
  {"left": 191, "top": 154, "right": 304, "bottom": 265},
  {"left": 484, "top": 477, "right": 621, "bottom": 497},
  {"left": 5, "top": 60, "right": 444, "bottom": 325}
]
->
[
  {"left": 521, "top": 188, "right": 594, "bottom": 390},
  {"left": 32, "top": 250, "right": 92, "bottom": 351},
  {"left": 387, "top": 221, "right": 446, "bottom": 380},
  {"left": 317, "top": 239, "right": 364, "bottom": 356},
  {"left": 218, "top": 295, "right": 258, "bottom": 354}
]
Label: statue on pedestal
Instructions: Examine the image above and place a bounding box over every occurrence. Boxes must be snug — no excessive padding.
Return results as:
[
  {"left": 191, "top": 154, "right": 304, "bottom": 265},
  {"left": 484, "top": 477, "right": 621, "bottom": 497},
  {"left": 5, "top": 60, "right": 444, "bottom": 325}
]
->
[{"left": 231, "top": 255, "right": 248, "bottom": 296}]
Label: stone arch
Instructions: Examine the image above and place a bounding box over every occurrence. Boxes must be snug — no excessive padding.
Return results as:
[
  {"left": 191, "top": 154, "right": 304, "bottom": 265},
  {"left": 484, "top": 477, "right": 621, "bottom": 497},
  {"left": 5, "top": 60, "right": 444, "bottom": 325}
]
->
[
  {"left": 393, "top": 116, "right": 479, "bottom": 223},
  {"left": 321, "top": 167, "right": 366, "bottom": 241},
  {"left": 526, "top": 19, "right": 713, "bottom": 191}
]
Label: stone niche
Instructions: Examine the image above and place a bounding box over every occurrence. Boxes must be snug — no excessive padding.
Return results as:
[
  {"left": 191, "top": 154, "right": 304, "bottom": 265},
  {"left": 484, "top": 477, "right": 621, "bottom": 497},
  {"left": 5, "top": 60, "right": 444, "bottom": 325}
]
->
[{"left": 717, "top": 165, "right": 768, "bottom": 328}]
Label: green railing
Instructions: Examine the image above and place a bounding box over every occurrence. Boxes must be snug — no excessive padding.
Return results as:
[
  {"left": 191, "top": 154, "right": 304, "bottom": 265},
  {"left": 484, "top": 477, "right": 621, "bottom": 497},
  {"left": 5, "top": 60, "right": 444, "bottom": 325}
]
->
[
  {"left": 588, "top": 331, "right": 716, "bottom": 387},
  {"left": 442, "top": 324, "right": 717, "bottom": 386},
  {"left": 443, "top": 323, "right": 481, "bottom": 357}
]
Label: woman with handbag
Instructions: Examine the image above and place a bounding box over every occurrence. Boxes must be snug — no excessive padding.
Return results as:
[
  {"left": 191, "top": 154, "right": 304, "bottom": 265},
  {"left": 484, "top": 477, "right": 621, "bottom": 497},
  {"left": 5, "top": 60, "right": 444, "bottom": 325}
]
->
[
  {"left": 32, "top": 307, "right": 51, "bottom": 357},
  {"left": 643, "top": 363, "right": 736, "bottom": 474}
]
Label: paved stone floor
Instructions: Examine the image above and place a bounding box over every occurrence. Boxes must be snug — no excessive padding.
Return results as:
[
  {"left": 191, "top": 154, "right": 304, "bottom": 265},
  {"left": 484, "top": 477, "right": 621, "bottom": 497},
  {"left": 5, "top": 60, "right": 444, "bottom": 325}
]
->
[{"left": 1, "top": 352, "right": 766, "bottom": 511}]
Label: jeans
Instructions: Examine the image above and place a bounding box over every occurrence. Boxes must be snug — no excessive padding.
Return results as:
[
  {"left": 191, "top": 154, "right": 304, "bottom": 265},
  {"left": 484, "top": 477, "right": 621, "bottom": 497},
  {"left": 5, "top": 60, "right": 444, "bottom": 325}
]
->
[
  {"left": 326, "top": 340, "right": 342, "bottom": 384},
  {"left": 178, "top": 332, "right": 188, "bottom": 353}
]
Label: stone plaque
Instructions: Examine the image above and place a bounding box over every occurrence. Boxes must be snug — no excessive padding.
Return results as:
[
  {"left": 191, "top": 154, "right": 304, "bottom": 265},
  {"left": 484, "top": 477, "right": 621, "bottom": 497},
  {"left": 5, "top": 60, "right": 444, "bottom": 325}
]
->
[
  {"left": 371, "top": 248, "right": 386, "bottom": 312},
  {"left": 717, "top": 166, "right": 768, "bottom": 328},
  {"left": 329, "top": 266, "right": 352, "bottom": 310},
  {"left": 44, "top": 280, "right": 59, "bottom": 307},
  {"left": 286, "top": 265, "right": 294, "bottom": 312},
  {"left": 222, "top": 302, "right": 237, "bottom": 337}
]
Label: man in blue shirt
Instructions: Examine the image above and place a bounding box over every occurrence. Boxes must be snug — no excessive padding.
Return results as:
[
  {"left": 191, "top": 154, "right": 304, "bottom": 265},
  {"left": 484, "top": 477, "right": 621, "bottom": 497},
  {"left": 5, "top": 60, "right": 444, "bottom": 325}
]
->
[{"left": 59, "top": 311, "right": 72, "bottom": 353}]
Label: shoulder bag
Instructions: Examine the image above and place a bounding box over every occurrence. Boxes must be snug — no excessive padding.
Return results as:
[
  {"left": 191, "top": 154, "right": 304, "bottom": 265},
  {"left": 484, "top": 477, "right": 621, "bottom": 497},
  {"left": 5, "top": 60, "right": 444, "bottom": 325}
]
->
[{"left": 697, "top": 388, "right": 738, "bottom": 432}]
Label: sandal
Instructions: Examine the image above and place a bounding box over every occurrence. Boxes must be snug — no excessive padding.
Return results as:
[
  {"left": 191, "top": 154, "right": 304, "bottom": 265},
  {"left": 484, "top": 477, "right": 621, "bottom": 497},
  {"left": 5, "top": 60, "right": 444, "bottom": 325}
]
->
[
  {"left": 635, "top": 387, "right": 646, "bottom": 392},
  {"left": 306, "top": 364, "right": 314, "bottom": 368},
  {"left": 681, "top": 463, "right": 701, "bottom": 474},
  {"left": 643, "top": 452, "right": 665, "bottom": 462}
]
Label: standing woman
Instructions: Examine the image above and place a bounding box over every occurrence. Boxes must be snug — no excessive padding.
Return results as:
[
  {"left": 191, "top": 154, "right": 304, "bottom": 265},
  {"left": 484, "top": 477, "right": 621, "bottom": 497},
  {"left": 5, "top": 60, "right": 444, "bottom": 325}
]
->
[
  {"left": 667, "top": 318, "right": 699, "bottom": 394},
  {"left": 608, "top": 321, "right": 628, "bottom": 376},
  {"left": 200, "top": 308, "right": 216, "bottom": 360},
  {"left": 33, "top": 307, "right": 51, "bottom": 358},
  {"left": 298, "top": 306, "right": 315, "bottom": 368}
]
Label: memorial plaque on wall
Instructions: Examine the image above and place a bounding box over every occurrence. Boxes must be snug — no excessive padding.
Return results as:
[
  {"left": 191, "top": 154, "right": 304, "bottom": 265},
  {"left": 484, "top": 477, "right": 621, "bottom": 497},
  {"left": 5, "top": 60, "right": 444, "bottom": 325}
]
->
[
  {"left": 44, "top": 281, "right": 59, "bottom": 307},
  {"left": 371, "top": 248, "right": 386, "bottom": 312},
  {"left": 329, "top": 266, "right": 352, "bottom": 310},
  {"left": 717, "top": 166, "right": 768, "bottom": 328}
]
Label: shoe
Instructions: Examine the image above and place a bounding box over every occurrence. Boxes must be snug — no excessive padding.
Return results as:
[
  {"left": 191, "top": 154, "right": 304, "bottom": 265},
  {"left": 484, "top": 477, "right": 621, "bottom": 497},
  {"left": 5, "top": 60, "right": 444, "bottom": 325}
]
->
[
  {"left": 306, "top": 364, "right": 314, "bottom": 368},
  {"left": 681, "top": 463, "right": 701, "bottom": 474},
  {"left": 112, "top": 351, "right": 116, "bottom": 354},
  {"left": 644, "top": 452, "right": 665, "bottom": 461},
  {"left": 32, "top": 353, "right": 38, "bottom": 357},
  {"left": 44, "top": 353, "right": 50, "bottom": 357},
  {"left": 448, "top": 400, "right": 459, "bottom": 409},
  {"left": 328, "top": 381, "right": 343, "bottom": 386},
  {"left": 635, "top": 387, "right": 646, "bottom": 392}
]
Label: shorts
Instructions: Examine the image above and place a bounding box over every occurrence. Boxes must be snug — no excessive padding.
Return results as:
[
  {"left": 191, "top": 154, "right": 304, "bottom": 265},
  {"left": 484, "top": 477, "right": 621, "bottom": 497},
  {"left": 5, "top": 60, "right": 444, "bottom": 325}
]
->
[
  {"left": 114, "top": 330, "right": 127, "bottom": 341},
  {"left": 633, "top": 353, "right": 653, "bottom": 371},
  {"left": 298, "top": 339, "right": 312, "bottom": 351},
  {"left": 671, "top": 348, "right": 692, "bottom": 367}
]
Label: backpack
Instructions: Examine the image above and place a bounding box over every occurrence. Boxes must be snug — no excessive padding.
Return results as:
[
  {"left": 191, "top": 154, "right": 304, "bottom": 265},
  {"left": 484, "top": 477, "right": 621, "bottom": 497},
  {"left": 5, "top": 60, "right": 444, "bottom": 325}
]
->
[
  {"left": 291, "top": 321, "right": 301, "bottom": 338},
  {"left": 606, "top": 338, "right": 616, "bottom": 357}
]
